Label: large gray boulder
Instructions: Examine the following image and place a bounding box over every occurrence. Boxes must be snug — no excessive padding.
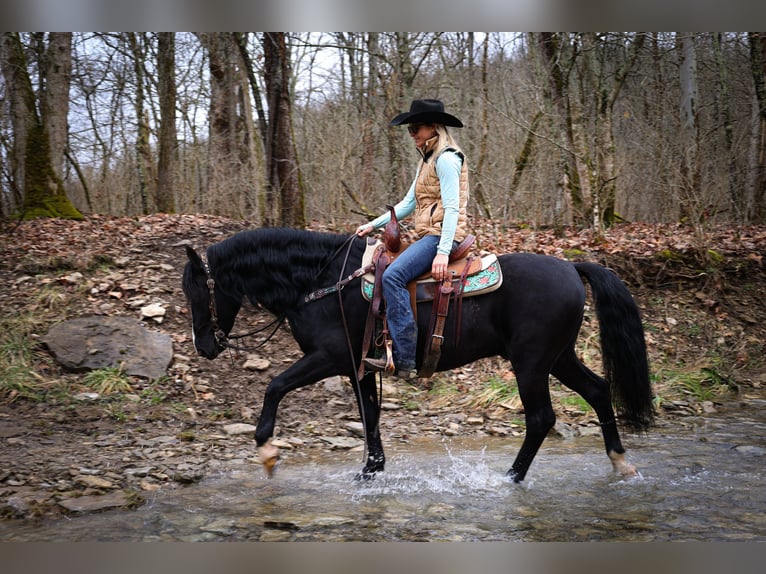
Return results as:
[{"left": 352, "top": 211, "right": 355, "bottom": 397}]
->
[{"left": 42, "top": 316, "right": 173, "bottom": 379}]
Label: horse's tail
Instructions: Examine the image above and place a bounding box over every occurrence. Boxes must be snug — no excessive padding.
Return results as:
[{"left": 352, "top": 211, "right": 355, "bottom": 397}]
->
[{"left": 574, "top": 262, "right": 655, "bottom": 432}]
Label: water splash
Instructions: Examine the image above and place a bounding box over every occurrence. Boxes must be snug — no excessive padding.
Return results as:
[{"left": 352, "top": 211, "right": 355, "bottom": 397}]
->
[{"left": 346, "top": 441, "right": 510, "bottom": 500}]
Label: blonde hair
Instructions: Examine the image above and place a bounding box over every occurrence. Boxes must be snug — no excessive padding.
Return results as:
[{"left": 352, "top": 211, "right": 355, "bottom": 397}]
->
[{"left": 429, "top": 124, "right": 463, "bottom": 161}]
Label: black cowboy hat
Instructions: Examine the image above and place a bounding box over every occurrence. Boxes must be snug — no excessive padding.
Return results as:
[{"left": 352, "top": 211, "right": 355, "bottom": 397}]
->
[{"left": 389, "top": 99, "right": 463, "bottom": 128}]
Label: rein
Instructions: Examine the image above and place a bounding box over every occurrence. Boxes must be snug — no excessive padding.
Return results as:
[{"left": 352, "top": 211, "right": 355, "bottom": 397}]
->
[
  {"left": 303, "top": 262, "right": 374, "bottom": 303},
  {"left": 202, "top": 258, "right": 285, "bottom": 351},
  {"left": 304, "top": 235, "right": 373, "bottom": 303},
  {"left": 304, "top": 234, "right": 379, "bottom": 463}
]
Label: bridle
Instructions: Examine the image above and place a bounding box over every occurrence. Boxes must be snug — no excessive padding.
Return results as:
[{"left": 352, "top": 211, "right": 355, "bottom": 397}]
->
[{"left": 200, "top": 258, "right": 285, "bottom": 352}]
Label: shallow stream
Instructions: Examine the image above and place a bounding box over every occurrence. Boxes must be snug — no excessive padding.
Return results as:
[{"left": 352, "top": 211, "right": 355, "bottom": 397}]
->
[{"left": 3, "top": 398, "right": 765, "bottom": 541}]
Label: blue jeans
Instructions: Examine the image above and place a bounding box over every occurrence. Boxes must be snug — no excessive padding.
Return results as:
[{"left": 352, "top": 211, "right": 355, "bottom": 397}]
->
[{"left": 381, "top": 235, "right": 443, "bottom": 371}]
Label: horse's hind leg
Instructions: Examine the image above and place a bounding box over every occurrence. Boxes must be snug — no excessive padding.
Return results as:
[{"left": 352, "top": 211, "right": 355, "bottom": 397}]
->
[
  {"left": 507, "top": 367, "right": 557, "bottom": 483},
  {"left": 351, "top": 372, "right": 386, "bottom": 479},
  {"left": 550, "top": 347, "right": 638, "bottom": 479}
]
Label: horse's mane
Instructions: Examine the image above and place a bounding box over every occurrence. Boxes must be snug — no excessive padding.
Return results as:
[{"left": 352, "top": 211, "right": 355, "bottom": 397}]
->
[{"left": 207, "top": 228, "right": 357, "bottom": 313}]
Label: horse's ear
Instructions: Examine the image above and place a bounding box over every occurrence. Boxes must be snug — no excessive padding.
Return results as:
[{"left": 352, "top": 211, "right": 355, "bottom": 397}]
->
[{"left": 185, "top": 245, "right": 204, "bottom": 270}]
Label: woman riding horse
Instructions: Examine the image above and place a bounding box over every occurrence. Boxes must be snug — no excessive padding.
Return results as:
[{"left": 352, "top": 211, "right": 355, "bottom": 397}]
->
[{"left": 356, "top": 99, "right": 469, "bottom": 381}]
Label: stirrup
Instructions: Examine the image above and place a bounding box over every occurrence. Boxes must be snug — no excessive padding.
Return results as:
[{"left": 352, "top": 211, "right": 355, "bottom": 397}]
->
[
  {"left": 362, "top": 357, "right": 417, "bottom": 381},
  {"left": 363, "top": 356, "right": 395, "bottom": 374}
]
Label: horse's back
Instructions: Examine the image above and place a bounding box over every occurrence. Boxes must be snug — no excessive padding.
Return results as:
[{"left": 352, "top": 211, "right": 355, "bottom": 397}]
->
[
  {"left": 429, "top": 253, "right": 586, "bottom": 370},
  {"left": 498, "top": 252, "right": 586, "bottom": 306}
]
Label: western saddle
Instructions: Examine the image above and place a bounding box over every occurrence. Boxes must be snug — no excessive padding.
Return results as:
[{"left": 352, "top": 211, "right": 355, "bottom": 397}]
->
[{"left": 361, "top": 206, "right": 499, "bottom": 380}]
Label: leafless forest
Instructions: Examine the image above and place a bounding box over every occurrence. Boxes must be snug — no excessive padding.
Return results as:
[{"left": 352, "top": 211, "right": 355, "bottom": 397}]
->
[{"left": 2, "top": 32, "right": 766, "bottom": 230}]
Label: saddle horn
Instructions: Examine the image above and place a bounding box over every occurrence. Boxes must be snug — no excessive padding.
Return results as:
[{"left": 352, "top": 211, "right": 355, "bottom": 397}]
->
[{"left": 383, "top": 204, "right": 401, "bottom": 253}]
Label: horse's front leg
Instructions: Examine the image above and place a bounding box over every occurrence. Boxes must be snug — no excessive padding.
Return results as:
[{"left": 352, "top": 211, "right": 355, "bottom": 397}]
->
[
  {"left": 352, "top": 371, "right": 385, "bottom": 480},
  {"left": 254, "top": 353, "right": 335, "bottom": 476}
]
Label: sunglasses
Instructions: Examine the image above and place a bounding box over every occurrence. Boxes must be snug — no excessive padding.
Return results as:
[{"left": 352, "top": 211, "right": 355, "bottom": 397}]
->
[{"left": 407, "top": 123, "right": 426, "bottom": 134}]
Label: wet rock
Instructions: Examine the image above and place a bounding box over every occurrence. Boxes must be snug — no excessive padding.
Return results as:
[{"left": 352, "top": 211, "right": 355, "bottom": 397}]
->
[
  {"left": 2, "top": 495, "right": 30, "bottom": 517},
  {"left": 201, "top": 519, "right": 235, "bottom": 534},
  {"left": 222, "top": 423, "right": 257, "bottom": 436},
  {"left": 125, "top": 466, "right": 153, "bottom": 477},
  {"left": 42, "top": 315, "right": 173, "bottom": 379},
  {"left": 260, "top": 530, "right": 293, "bottom": 542},
  {"left": 170, "top": 466, "right": 205, "bottom": 484},
  {"left": 75, "top": 475, "right": 117, "bottom": 489},
  {"left": 579, "top": 425, "right": 603, "bottom": 437},
  {"left": 551, "top": 421, "right": 579, "bottom": 440},
  {"left": 318, "top": 436, "right": 363, "bottom": 450},
  {"left": 701, "top": 401, "right": 717, "bottom": 414},
  {"left": 139, "top": 480, "right": 160, "bottom": 492},
  {"left": 343, "top": 421, "right": 365, "bottom": 437},
  {"left": 734, "top": 445, "right": 764, "bottom": 456},
  {"left": 307, "top": 515, "right": 355, "bottom": 527},
  {"left": 58, "top": 491, "right": 133, "bottom": 514},
  {"left": 381, "top": 402, "right": 402, "bottom": 411}
]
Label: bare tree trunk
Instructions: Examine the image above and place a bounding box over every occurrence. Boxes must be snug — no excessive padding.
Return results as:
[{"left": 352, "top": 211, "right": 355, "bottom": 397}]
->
[
  {"left": 197, "top": 32, "right": 258, "bottom": 218},
  {"left": 749, "top": 32, "right": 766, "bottom": 222},
  {"left": 156, "top": 32, "right": 177, "bottom": 213},
  {"left": 235, "top": 32, "right": 268, "bottom": 152},
  {"left": 200, "top": 33, "right": 239, "bottom": 214},
  {"left": 537, "top": 32, "right": 581, "bottom": 227},
  {"left": 263, "top": 32, "right": 305, "bottom": 227},
  {"left": 387, "top": 33, "right": 419, "bottom": 196},
  {"left": 359, "top": 33, "right": 379, "bottom": 205},
  {"left": 508, "top": 110, "right": 543, "bottom": 201},
  {"left": 127, "top": 33, "right": 155, "bottom": 215},
  {"left": 0, "top": 32, "right": 81, "bottom": 219},
  {"left": 471, "top": 34, "right": 493, "bottom": 218},
  {"left": 594, "top": 32, "right": 645, "bottom": 226},
  {"left": 1, "top": 33, "right": 31, "bottom": 210},
  {"left": 713, "top": 33, "right": 739, "bottom": 219},
  {"left": 678, "top": 32, "right": 702, "bottom": 223},
  {"left": 42, "top": 33, "right": 71, "bottom": 183}
]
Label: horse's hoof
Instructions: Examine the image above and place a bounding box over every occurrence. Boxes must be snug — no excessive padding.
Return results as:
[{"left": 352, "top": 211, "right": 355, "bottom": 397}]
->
[
  {"left": 258, "top": 442, "right": 281, "bottom": 477},
  {"left": 354, "top": 471, "right": 377, "bottom": 482},
  {"left": 506, "top": 468, "right": 523, "bottom": 483},
  {"left": 608, "top": 451, "right": 639, "bottom": 479}
]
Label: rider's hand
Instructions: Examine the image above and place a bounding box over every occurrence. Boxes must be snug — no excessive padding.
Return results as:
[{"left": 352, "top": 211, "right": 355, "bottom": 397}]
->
[
  {"left": 432, "top": 252, "right": 449, "bottom": 281},
  {"left": 356, "top": 224, "right": 373, "bottom": 237}
]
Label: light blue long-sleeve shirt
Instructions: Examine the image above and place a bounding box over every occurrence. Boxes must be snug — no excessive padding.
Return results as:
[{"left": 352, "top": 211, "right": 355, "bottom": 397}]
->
[{"left": 370, "top": 150, "right": 462, "bottom": 255}]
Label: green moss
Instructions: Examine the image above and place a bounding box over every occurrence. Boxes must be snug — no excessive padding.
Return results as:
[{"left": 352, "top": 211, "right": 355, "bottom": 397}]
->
[
  {"left": 706, "top": 249, "right": 724, "bottom": 263},
  {"left": 657, "top": 248, "right": 683, "bottom": 261},
  {"left": 21, "top": 124, "right": 83, "bottom": 220}
]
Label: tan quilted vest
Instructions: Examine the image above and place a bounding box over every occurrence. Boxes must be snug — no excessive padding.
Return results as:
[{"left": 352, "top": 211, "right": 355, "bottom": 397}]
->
[{"left": 413, "top": 138, "right": 469, "bottom": 242}]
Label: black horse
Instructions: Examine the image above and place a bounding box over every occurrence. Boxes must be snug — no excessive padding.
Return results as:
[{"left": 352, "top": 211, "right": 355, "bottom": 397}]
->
[{"left": 182, "top": 227, "right": 654, "bottom": 482}]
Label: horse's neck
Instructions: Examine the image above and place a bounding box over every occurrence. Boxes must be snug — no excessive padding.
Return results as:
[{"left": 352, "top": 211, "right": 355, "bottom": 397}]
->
[{"left": 222, "top": 233, "right": 356, "bottom": 314}]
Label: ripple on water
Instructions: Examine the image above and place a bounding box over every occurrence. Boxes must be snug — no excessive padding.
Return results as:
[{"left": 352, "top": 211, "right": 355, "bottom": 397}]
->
[{"left": 2, "top": 408, "right": 766, "bottom": 541}]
